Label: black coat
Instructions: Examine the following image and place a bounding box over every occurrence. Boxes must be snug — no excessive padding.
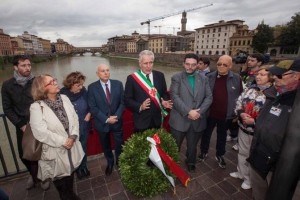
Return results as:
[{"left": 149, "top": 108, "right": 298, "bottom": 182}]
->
[
  {"left": 124, "top": 70, "right": 168, "bottom": 130},
  {"left": 266, "top": 86, "right": 300, "bottom": 200},
  {"left": 1, "top": 77, "right": 34, "bottom": 128}
]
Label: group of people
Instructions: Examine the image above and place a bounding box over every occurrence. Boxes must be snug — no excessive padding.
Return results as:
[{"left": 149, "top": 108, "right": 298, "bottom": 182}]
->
[{"left": 1, "top": 50, "right": 300, "bottom": 200}]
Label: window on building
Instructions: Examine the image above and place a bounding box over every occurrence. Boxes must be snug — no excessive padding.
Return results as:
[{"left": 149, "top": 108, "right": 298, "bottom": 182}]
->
[
  {"left": 211, "top": 45, "right": 213, "bottom": 48},
  {"left": 202, "top": 50, "right": 205, "bottom": 55},
  {"left": 222, "top": 50, "right": 225, "bottom": 54},
  {"left": 213, "top": 28, "right": 216, "bottom": 33},
  {"left": 218, "top": 28, "right": 221, "bottom": 32},
  {"left": 202, "top": 35, "right": 204, "bottom": 38},
  {"left": 209, "top": 51, "right": 212, "bottom": 55},
  {"left": 223, "top": 45, "right": 225, "bottom": 48},
  {"left": 207, "top": 29, "right": 210, "bottom": 33},
  {"left": 217, "top": 45, "right": 219, "bottom": 48},
  {"left": 225, "top": 33, "right": 227, "bottom": 36},
  {"left": 206, "top": 45, "right": 208, "bottom": 48},
  {"left": 218, "top": 39, "right": 220, "bottom": 42},
  {"left": 224, "top": 39, "right": 226, "bottom": 42},
  {"left": 213, "top": 34, "right": 215, "bottom": 37},
  {"left": 216, "top": 51, "right": 219, "bottom": 55},
  {"left": 201, "top": 45, "right": 203, "bottom": 48},
  {"left": 212, "top": 40, "right": 214, "bottom": 43},
  {"left": 243, "top": 40, "right": 246, "bottom": 45},
  {"left": 238, "top": 41, "right": 241, "bottom": 45},
  {"left": 207, "top": 35, "right": 209, "bottom": 38}
]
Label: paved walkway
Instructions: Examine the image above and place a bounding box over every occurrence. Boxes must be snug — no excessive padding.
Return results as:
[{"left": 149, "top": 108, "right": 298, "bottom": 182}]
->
[{"left": 0, "top": 133, "right": 252, "bottom": 200}]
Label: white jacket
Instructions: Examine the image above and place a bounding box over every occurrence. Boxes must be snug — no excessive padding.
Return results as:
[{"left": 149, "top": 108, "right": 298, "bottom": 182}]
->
[{"left": 30, "top": 95, "right": 84, "bottom": 181}]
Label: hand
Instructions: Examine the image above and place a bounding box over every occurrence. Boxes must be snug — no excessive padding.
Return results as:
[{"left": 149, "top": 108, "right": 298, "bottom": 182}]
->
[
  {"left": 21, "top": 125, "right": 26, "bottom": 133},
  {"left": 107, "top": 116, "right": 118, "bottom": 124},
  {"left": 63, "top": 138, "right": 75, "bottom": 149},
  {"left": 240, "top": 112, "right": 254, "bottom": 125},
  {"left": 140, "top": 98, "right": 151, "bottom": 111},
  {"left": 188, "top": 109, "right": 201, "bottom": 120},
  {"left": 84, "top": 113, "right": 91, "bottom": 122},
  {"left": 161, "top": 98, "right": 173, "bottom": 109}
]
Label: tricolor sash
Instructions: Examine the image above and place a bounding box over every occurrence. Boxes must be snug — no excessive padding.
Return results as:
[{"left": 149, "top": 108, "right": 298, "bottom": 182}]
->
[{"left": 131, "top": 71, "right": 168, "bottom": 118}]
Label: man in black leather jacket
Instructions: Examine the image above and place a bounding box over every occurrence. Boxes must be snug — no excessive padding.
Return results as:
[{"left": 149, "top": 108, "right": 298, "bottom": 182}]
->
[
  {"left": 248, "top": 58, "right": 300, "bottom": 200},
  {"left": 266, "top": 86, "right": 300, "bottom": 200}
]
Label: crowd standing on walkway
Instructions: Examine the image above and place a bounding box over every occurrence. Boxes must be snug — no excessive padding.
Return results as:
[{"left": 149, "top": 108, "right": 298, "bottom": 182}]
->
[{"left": 1, "top": 52, "right": 300, "bottom": 200}]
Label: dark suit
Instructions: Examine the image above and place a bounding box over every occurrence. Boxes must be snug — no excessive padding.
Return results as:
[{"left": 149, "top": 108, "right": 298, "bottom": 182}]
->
[
  {"left": 124, "top": 70, "right": 168, "bottom": 132},
  {"left": 88, "top": 79, "right": 124, "bottom": 165}
]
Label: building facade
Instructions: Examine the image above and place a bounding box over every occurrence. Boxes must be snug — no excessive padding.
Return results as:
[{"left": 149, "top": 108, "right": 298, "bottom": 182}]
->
[
  {"left": 0, "top": 29, "right": 13, "bottom": 56},
  {"left": 194, "top": 20, "right": 245, "bottom": 55}
]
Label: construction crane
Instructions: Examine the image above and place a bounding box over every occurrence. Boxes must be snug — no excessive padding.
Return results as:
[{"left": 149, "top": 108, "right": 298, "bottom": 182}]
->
[
  {"left": 154, "top": 26, "right": 180, "bottom": 35},
  {"left": 140, "top": 3, "right": 213, "bottom": 35}
]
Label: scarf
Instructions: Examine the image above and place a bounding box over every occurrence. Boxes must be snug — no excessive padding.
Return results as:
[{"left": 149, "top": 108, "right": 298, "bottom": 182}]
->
[
  {"left": 44, "top": 94, "right": 69, "bottom": 132},
  {"left": 276, "top": 81, "right": 300, "bottom": 94},
  {"left": 13, "top": 71, "right": 34, "bottom": 86},
  {"left": 60, "top": 87, "right": 86, "bottom": 102}
]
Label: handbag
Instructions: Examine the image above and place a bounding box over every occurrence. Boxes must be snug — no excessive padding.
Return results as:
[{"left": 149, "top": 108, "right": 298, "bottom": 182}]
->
[{"left": 22, "top": 102, "right": 43, "bottom": 161}]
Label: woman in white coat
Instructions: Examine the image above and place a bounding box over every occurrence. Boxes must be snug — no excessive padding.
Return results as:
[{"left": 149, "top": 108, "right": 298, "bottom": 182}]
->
[{"left": 30, "top": 74, "right": 84, "bottom": 200}]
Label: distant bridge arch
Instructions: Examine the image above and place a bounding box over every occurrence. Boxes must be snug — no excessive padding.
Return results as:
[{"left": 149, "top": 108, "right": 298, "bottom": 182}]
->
[{"left": 72, "top": 47, "right": 104, "bottom": 56}]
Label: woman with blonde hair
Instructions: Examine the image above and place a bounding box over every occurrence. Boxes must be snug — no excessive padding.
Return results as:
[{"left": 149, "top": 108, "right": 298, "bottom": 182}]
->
[
  {"left": 30, "top": 74, "right": 84, "bottom": 200},
  {"left": 229, "top": 66, "right": 277, "bottom": 190}
]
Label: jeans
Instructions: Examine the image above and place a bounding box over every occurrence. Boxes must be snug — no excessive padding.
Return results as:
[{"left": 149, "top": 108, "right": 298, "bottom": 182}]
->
[{"left": 200, "top": 117, "right": 232, "bottom": 156}]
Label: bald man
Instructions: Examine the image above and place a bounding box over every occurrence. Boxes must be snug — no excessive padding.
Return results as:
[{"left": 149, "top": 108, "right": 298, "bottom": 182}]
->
[
  {"left": 198, "top": 55, "right": 242, "bottom": 168},
  {"left": 88, "top": 64, "right": 124, "bottom": 176}
]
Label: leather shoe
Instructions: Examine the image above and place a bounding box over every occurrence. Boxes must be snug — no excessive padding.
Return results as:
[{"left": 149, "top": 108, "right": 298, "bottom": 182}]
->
[
  {"left": 76, "top": 170, "right": 84, "bottom": 180},
  {"left": 105, "top": 164, "right": 114, "bottom": 176},
  {"left": 83, "top": 168, "right": 90, "bottom": 177},
  {"left": 187, "top": 165, "right": 196, "bottom": 172}
]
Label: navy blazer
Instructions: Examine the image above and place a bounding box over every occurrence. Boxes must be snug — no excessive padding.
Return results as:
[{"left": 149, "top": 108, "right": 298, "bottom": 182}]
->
[
  {"left": 124, "top": 70, "right": 168, "bottom": 130},
  {"left": 88, "top": 79, "right": 124, "bottom": 132}
]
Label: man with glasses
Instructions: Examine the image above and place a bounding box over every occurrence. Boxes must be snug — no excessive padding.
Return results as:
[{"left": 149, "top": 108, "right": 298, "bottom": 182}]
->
[
  {"left": 248, "top": 58, "right": 300, "bottom": 200},
  {"left": 1, "top": 55, "right": 38, "bottom": 189},
  {"left": 169, "top": 53, "right": 212, "bottom": 172},
  {"left": 198, "top": 55, "right": 242, "bottom": 168}
]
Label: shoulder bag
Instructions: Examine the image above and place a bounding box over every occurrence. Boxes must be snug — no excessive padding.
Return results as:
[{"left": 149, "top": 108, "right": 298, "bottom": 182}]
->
[{"left": 22, "top": 102, "right": 43, "bottom": 161}]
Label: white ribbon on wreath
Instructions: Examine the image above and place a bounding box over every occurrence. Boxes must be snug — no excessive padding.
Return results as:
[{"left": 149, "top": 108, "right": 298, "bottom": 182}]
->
[{"left": 147, "top": 137, "right": 175, "bottom": 187}]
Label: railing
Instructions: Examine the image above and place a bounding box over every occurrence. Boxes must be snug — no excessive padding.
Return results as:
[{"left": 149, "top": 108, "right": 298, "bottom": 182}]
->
[{"left": 0, "top": 113, "right": 26, "bottom": 178}]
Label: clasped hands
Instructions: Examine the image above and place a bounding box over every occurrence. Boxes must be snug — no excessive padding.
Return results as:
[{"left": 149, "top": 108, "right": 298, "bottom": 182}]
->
[
  {"left": 63, "top": 138, "right": 75, "bottom": 150},
  {"left": 188, "top": 109, "right": 201, "bottom": 120},
  {"left": 140, "top": 98, "right": 173, "bottom": 111},
  {"left": 240, "top": 113, "right": 254, "bottom": 125}
]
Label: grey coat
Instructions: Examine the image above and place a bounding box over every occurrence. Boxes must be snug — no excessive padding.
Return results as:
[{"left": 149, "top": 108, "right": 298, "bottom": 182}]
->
[{"left": 169, "top": 72, "right": 213, "bottom": 132}]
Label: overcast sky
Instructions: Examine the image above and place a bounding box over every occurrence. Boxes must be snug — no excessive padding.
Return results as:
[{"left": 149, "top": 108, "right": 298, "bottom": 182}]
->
[{"left": 1, "top": 0, "right": 299, "bottom": 47}]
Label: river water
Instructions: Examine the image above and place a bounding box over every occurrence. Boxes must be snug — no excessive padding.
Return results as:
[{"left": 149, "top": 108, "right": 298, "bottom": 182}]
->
[{"left": 0, "top": 53, "right": 182, "bottom": 175}]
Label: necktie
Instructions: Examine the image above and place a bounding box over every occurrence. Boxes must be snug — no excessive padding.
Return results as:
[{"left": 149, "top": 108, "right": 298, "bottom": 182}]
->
[
  {"left": 105, "top": 83, "right": 111, "bottom": 105},
  {"left": 146, "top": 74, "right": 151, "bottom": 84},
  {"left": 105, "top": 83, "right": 111, "bottom": 115}
]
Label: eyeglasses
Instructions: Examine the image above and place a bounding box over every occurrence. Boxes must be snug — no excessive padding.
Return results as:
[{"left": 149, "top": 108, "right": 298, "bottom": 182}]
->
[
  {"left": 255, "top": 73, "right": 269, "bottom": 77},
  {"left": 44, "top": 78, "right": 57, "bottom": 87},
  {"left": 274, "top": 72, "right": 294, "bottom": 79},
  {"left": 217, "top": 63, "right": 229, "bottom": 67}
]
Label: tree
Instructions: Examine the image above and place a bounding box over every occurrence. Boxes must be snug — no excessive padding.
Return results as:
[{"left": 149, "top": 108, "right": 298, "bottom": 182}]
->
[
  {"left": 252, "top": 21, "right": 274, "bottom": 53},
  {"left": 279, "top": 12, "right": 300, "bottom": 54}
]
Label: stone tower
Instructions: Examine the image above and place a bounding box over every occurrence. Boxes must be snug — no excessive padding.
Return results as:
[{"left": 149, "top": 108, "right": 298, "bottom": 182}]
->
[{"left": 181, "top": 11, "right": 187, "bottom": 32}]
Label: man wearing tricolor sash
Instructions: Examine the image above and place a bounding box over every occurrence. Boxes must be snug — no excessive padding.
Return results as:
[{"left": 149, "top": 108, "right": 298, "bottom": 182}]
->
[{"left": 124, "top": 50, "right": 173, "bottom": 133}]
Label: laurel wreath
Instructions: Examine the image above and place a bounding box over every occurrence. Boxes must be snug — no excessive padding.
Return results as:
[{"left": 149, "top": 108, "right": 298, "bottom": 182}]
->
[{"left": 119, "top": 128, "right": 179, "bottom": 197}]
